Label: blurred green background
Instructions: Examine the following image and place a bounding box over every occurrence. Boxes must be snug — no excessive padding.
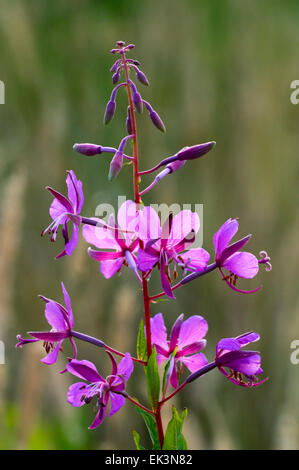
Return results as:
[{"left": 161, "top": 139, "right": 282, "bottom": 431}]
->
[{"left": 0, "top": 0, "right": 298, "bottom": 450}]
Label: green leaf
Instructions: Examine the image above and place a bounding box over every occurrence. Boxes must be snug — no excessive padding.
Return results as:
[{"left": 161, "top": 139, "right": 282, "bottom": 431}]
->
[
  {"left": 136, "top": 407, "right": 160, "bottom": 450},
  {"left": 136, "top": 319, "right": 147, "bottom": 361},
  {"left": 162, "top": 347, "right": 177, "bottom": 397},
  {"left": 132, "top": 430, "right": 145, "bottom": 450},
  {"left": 145, "top": 346, "right": 160, "bottom": 409},
  {"left": 162, "top": 406, "right": 188, "bottom": 450}
]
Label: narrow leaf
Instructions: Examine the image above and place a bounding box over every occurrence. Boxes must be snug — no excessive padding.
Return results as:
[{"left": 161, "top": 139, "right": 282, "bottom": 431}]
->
[
  {"left": 162, "top": 406, "right": 188, "bottom": 450},
  {"left": 145, "top": 346, "right": 160, "bottom": 409},
  {"left": 132, "top": 430, "right": 145, "bottom": 450},
  {"left": 136, "top": 407, "right": 160, "bottom": 450},
  {"left": 136, "top": 319, "right": 147, "bottom": 361}
]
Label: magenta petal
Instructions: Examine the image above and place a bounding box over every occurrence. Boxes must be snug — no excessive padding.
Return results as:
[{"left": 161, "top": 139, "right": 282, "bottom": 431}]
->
[
  {"left": 117, "top": 200, "right": 139, "bottom": 244},
  {"left": 236, "top": 332, "right": 260, "bottom": 347},
  {"left": 137, "top": 248, "right": 158, "bottom": 272},
  {"left": 221, "top": 352, "right": 262, "bottom": 376},
  {"left": 168, "top": 210, "right": 200, "bottom": 247},
  {"left": 178, "top": 315, "right": 208, "bottom": 350},
  {"left": 29, "top": 331, "right": 67, "bottom": 341},
  {"left": 45, "top": 301, "right": 68, "bottom": 331},
  {"left": 160, "top": 266, "right": 175, "bottom": 299},
  {"left": 223, "top": 252, "right": 259, "bottom": 279},
  {"left": 109, "top": 392, "right": 126, "bottom": 417},
  {"left": 216, "top": 338, "right": 241, "bottom": 355},
  {"left": 82, "top": 220, "right": 120, "bottom": 250},
  {"left": 61, "top": 282, "right": 73, "bottom": 328},
  {"left": 117, "top": 353, "right": 134, "bottom": 382},
  {"left": 176, "top": 340, "right": 206, "bottom": 358},
  {"left": 169, "top": 361, "right": 179, "bottom": 389},
  {"left": 169, "top": 314, "right": 184, "bottom": 351},
  {"left": 180, "top": 352, "right": 208, "bottom": 373},
  {"left": 49, "top": 198, "right": 68, "bottom": 222},
  {"left": 179, "top": 248, "right": 210, "bottom": 272},
  {"left": 150, "top": 313, "right": 168, "bottom": 351},
  {"left": 89, "top": 401, "right": 108, "bottom": 429},
  {"left": 213, "top": 218, "right": 239, "bottom": 256},
  {"left": 65, "top": 223, "right": 79, "bottom": 256},
  {"left": 66, "top": 359, "right": 104, "bottom": 382},
  {"left": 41, "top": 341, "right": 62, "bottom": 365},
  {"left": 67, "top": 382, "right": 87, "bottom": 407},
  {"left": 66, "top": 170, "right": 84, "bottom": 214},
  {"left": 47, "top": 187, "right": 73, "bottom": 213},
  {"left": 100, "top": 258, "right": 124, "bottom": 278},
  {"left": 138, "top": 206, "right": 161, "bottom": 242},
  {"left": 88, "top": 248, "right": 123, "bottom": 261}
]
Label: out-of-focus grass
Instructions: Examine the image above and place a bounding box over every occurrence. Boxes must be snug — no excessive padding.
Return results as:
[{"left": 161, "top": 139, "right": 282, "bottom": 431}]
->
[{"left": 0, "top": 0, "right": 298, "bottom": 449}]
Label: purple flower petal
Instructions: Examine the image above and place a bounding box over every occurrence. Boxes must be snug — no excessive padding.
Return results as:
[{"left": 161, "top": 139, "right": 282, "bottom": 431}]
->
[
  {"left": 66, "top": 170, "right": 84, "bottom": 214},
  {"left": 66, "top": 359, "right": 104, "bottom": 383},
  {"left": 137, "top": 248, "right": 158, "bottom": 272},
  {"left": 179, "top": 248, "right": 210, "bottom": 272},
  {"left": 176, "top": 340, "right": 207, "bottom": 358},
  {"left": 40, "top": 341, "right": 62, "bottom": 365},
  {"left": 65, "top": 223, "right": 79, "bottom": 257},
  {"left": 117, "top": 200, "right": 139, "bottom": 244},
  {"left": 169, "top": 360, "right": 179, "bottom": 389},
  {"left": 219, "top": 351, "right": 262, "bottom": 376},
  {"left": 61, "top": 282, "right": 74, "bottom": 328},
  {"left": 116, "top": 353, "right": 134, "bottom": 382},
  {"left": 169, "top": 314, "right": 184, "bottom": 352},
  {"left": 178, "top": 315, "right": 208, "bottom": 350},
  {"left": 109, "top": 392, "right": 126, "bottom": 416},
  {"left": 160, "top": 261, "right": 175, "bottom": 299},
  {"left": 216, "top": 338, "right": 241, "bottom": 355},
  {"left": 29, "top": 331, "right": 68, "bottom": 341},
  {"left": 168, "top": 210, "right": 200, "bottom": 247},
  {"left": 45, "top": 301, "right": 68, "bottom": 331},
  {"left": 82, "top": 219, "right": 120, "bottom": 250},
  {"left": 138, "top": 206, "right": 161, "bottom": 242},
  {"left": 89, "top": 397, "right": 108, "bottom": 429},
  {"left": 67, "top": 382, "right": 87, "bottom": 407},
  {"left": 223, "top": 252, "right": 259, "bottom": 279},
  {"left": 100, "top": 258, "right": 124, "bottom": 278},
  {"left": 150, "top": 313, "right": 168, "bottom": 352},
  {"left": 49, "top": 198, "right": 68, "bottom": 222},
  {"left": 213, "top": 218, "right": 239, "bottom": 257},
  {"left": 47, "top": 187, "right": 74, "bottom": 214},
  {"left": 236, "top": 332, "right": 260, "bottom": 347},
  {"left": 180, "top": 352, "right": 208, "bottom": 373}
]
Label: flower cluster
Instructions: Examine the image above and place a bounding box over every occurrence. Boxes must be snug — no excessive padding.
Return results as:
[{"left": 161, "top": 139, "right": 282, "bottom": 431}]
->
[{"left": 17, "top": 41, "right": 271, "bottom": 449}]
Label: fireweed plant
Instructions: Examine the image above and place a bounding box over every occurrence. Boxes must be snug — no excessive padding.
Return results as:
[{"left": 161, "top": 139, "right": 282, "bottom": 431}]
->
[{"left": 17, "top": 41, "right": 272, "bottom": 450}]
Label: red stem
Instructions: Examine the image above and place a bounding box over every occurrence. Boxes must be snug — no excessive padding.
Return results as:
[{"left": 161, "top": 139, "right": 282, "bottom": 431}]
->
[
  {"left": 155, "top": 404, "right": 164, "bottom": 448},
  {"left": 124, "top": 393, "right": 155, "bottom": 415}
]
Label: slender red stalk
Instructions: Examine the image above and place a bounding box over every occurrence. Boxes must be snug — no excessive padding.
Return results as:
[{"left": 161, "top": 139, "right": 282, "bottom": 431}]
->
[
  {"left": 155, "top": 404, "right": 164, "bottom": 448},
  {"left": 124, "top": 393, "right": 155, "bottom": 415}
]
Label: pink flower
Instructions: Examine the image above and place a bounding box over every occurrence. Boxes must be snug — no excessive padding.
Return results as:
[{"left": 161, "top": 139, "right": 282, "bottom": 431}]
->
[
  {"left": 149, "top": 313, "right": 208, "bottom": 390},
  {"left": 82, "top": 200, "right": 140, "bottom": 280},
  {"left": 67, "top": 352, "right": 133, "bottom": 429},
  {"left": 42, "top": 170, "right": 84, "bottom": 259},
  {"left": 137, "top": 207, "right": 209, "bottom": 298},
  {"left": 16, "top": 282, "right": 77, "bottom": 367}
]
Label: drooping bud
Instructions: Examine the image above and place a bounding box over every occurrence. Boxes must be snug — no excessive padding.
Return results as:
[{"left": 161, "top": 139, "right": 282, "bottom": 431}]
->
[
  {"left": 110, "top": 59, "right": 121, "bottom": 72},
  {"left": 112, "top": 69, "right": 121, "bottom": 84},
  {"left": 133, "top": 90, "right": 143, "bottom": 113},
  {"left": 126, "top": 106, "right": 133, "bottom": 134},
  {"left": 126, "top": 44, "right": 135, "bottom": 50},
  {"left": 175, "top": 141, "right": 216, "bottom": 162},
  {"left": 108, "top": 150, "right": 124, "bottom": 181},
  {"left": 159, "top": 141, "right": 216, "bottom": 167},
  {"left": 129, "top": 80, "right": 143, "bottom": 113},
  {"left": 165, "top": 159, "right": 186, "bottom": 173},
  {"left": 149, "top": 109, "right": 166, "bottom": 132},
  {"left": 108, "top": 134, "right": 134, "bottom": 180},
  {"left": 73, "top": 143, "right": 103, "bottom": 156},
  {"left": 143, "top": 100, "right": 166, "bottom": 132},
  {"left": 135, "top": 68, "right": 149, "bottom": 86},
  {"left": 116, "top": 40, "right": 125, "bottom": 47},
  {"left": 104, "top": 100, "right": 116, "bottom": 125}
]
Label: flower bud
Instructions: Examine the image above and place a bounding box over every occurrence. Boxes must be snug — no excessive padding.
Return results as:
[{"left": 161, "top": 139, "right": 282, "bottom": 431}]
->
[
  {"left": 136, "top": 69, "right": 149, "bottom": 86},
  {"left": 126, "top": 106, "right": 133, "bottom": 134},
  {"left": 175, "top": 141, "right": 216, "bottom": 161},
  {"left": 108, "top": 151, "right": 123, "bottom": 181},
  {"left": 112, "top": 70, "right": 120, "bottom": 84},
  {"left": 149, "top": 110, "right": 166, "bottom": 132},
  {"left": 133, "top": 90, "right": 143, "bottom": 113},
  {"left": 104, "top": 100, "right": 116, "bottom": 125},
  {"left": 165, "top": 159, "right": 186, "bottom": 173},
  {"left": 73, "top": 143, "right": 102, "bottom": 156}
]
